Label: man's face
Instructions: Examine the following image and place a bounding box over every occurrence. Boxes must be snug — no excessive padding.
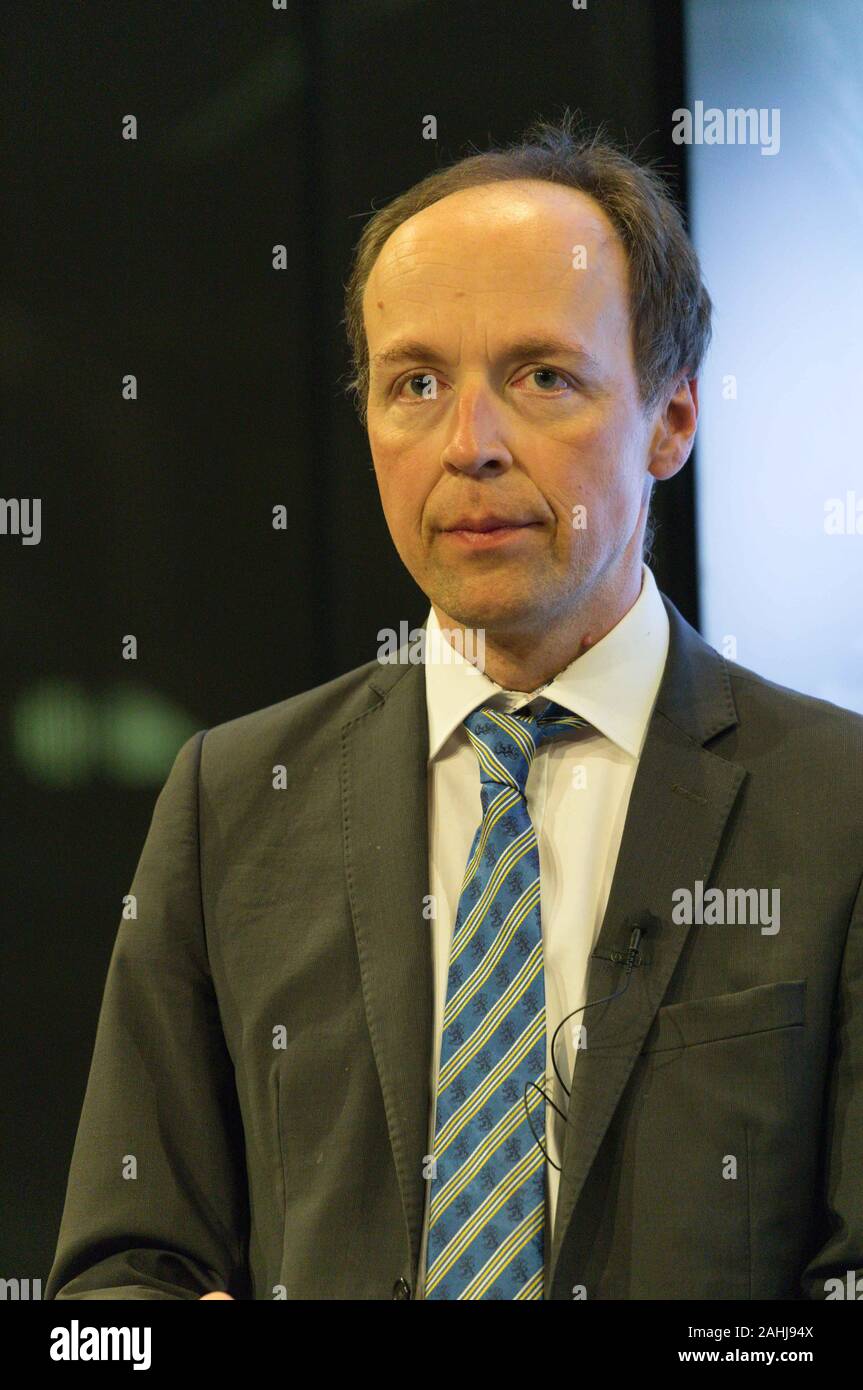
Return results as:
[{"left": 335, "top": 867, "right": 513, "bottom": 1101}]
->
[{"left": 364, "top": 179, "right": 673, "bottom": 637}]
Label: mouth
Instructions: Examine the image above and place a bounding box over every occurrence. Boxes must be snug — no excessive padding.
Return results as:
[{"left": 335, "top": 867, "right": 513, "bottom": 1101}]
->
[{"left": 440, "top": 519, "right": 543, "bottom": 549}]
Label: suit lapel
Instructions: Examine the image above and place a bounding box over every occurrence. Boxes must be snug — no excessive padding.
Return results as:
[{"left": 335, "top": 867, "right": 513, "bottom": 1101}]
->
[
  {"left": 546, "top": 595, "right": 746, "bottom": 1296},
  {"left": 341, "top": 656, "right": 433, "bottom": 1283}
]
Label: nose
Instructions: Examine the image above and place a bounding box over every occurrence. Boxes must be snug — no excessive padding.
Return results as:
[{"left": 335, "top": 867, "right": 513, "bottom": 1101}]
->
[{"left": 440, "top": 381, "right": 514, "bottom": 477}]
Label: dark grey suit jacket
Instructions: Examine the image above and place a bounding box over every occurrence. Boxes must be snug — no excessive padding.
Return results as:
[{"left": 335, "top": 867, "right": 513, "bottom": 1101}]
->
[{"left": 46, "top": 592, "right": 863, "bottom": 1299}]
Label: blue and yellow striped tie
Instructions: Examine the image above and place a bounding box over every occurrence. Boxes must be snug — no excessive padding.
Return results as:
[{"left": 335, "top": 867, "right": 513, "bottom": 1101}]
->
[{"left": 424, "top": 699, "right": 587, "bottom": 1300}]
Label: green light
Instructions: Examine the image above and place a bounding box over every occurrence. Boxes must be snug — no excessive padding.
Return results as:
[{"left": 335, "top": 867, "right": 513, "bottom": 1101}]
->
[
  {"left": 12, "top": 681, "right": 200, "bottom": 787},
  {"left": 12, "top": 680, "right": 94, "bottom": 786}
]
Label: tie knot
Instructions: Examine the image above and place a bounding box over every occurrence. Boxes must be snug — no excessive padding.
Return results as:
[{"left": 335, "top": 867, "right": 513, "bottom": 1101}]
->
[{"left": 464, "top": 700, "right": 587, "bottom": 794}]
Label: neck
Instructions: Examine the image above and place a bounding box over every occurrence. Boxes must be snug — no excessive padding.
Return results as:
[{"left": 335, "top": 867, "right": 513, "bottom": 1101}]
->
[{"left": 434, "top": 564, "right": 644, "bottom": 692}]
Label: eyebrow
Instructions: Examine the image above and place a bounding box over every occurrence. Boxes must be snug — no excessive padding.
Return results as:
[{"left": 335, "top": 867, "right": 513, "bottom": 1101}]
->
[{"left": 370, "top": 335, "right": 603, "bottom": 375}]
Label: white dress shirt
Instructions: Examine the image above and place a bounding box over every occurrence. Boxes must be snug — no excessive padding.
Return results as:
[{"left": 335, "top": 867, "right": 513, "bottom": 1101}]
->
[{"left": 416, "top": 562, "right": 670, "bottom": 1297}]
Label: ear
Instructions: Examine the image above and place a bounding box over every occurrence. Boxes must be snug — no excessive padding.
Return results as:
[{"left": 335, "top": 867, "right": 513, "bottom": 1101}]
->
[{"left": 647, "top": 376, "right": 699, "bottom": 483}]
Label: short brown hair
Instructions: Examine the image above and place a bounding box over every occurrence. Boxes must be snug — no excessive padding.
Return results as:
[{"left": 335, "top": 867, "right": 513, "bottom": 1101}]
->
[{"left": 342, "top": 109, "right": 712, "bottom": 428}]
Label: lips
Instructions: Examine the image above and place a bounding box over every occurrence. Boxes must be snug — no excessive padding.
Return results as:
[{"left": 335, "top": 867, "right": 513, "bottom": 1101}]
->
[{"left": 444, "top": 516, "right": 538, "bottom": 532}]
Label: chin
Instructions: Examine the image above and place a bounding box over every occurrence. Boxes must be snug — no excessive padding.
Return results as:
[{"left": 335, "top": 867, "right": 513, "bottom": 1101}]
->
[{"left": 435, "top": 591, "right": 546, "bottom": 635}]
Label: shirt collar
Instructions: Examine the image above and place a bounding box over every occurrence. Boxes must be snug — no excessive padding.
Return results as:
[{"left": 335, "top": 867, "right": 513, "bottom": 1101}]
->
[{"left": 424, "top": 562, "right": 669, "bottom": 762}]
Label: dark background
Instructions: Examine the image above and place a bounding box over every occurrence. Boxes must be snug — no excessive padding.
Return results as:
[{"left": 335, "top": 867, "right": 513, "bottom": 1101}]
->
[{"left": 1, "top": 0, "right": 697, "bottom": 1282}]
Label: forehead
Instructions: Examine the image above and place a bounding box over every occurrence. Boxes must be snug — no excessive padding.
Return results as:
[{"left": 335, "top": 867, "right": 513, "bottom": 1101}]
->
[{"left": 363, "top": 180, "right": 629, "bottom": 348}]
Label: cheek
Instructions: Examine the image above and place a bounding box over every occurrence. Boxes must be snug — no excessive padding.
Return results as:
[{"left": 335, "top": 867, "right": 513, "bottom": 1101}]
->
[
  {"left": 544, "top": 417, "right": 635, "bottom": 533},
  {"left": 569, "top": 411, "right": 620, "bottom": 463},
  {"left": 372, "top": 445, "right": 430, "bottom": 540},
  {"left": 573, "top": 409, "right": 637, "bottom": 481},
  {"left": 542, "top": 419, "right": 614, "bottom": 508}
]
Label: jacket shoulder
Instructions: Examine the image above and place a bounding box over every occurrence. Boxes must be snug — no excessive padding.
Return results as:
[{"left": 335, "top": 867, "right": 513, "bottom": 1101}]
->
[
  {"left": 725, "top": 655, "right": 863, "bottom": 737},
  {"left": 198, "top": 658, "right": 390, "bottom": 766}
]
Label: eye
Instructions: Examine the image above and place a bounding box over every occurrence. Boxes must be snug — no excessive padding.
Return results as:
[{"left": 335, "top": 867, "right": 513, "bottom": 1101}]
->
[
  {"left": 515, "top": 367, "right": 576, "bottom": 394},
  {"left": 394, "top": 372, "right": 441, "bottom": 401},
  {"left": 391, "top": 364, "right": 577, "bottom": 402}
]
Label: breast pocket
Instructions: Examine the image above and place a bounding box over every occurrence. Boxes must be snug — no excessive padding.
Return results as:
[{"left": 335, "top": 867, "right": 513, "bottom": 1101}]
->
[
  {"left": 641, "top": 979, "right": 806, "bottom": 1053},
  {"left": 597, "top": 979, "right": 809, "bottom": 1298}
]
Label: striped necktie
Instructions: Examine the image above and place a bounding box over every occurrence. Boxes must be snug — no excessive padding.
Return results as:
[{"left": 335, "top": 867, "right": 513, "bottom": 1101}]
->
[{"left": 424, "top": 699, "right": 588, "bottom": 1300}]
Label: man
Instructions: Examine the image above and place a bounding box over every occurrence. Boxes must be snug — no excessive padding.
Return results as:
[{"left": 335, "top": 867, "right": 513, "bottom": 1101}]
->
[{"left": 47, "top": 116, "right": 862, "bottom": 1300}]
